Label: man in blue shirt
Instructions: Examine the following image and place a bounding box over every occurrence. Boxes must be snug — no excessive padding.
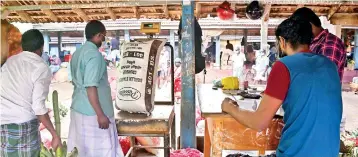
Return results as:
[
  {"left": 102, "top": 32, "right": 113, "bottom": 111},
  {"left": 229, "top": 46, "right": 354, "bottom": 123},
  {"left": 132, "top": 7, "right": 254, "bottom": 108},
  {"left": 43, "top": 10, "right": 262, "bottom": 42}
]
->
[
  {"left": 222, "top": 18, "right": 342, "bottom": 156},
  {"left": 67, "top": 20, "right": 123, "bottom": 157}
]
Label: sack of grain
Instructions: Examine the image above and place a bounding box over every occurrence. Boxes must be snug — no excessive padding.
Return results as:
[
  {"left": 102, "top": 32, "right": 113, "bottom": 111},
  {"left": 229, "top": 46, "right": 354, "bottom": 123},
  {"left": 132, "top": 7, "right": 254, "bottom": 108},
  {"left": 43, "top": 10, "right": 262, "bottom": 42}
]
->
[{"left": 116, "top": 39, "right": 166, "bottom": 113}]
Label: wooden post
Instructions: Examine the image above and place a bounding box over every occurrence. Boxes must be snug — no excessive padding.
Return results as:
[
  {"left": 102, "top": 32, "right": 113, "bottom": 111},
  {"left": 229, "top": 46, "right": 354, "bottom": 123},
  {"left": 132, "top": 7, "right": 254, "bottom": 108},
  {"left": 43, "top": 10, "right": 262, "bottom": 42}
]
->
[{"left": 180, "top": 0, "right": 196, "bottom": 148}]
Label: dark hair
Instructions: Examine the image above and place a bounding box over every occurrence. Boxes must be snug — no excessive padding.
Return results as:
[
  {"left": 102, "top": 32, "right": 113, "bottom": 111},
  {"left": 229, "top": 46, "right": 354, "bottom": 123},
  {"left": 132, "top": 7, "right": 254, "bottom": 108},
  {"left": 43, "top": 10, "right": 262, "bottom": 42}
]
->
[
  {"left": 85, "top": 20, "right": 106, "bottom": 40},
  {"left": 291, "top": 7, "right": 321, "bottom": 27},
  {"left": 275, "top": 18, "right": 313, "bottom": 49},
  {"left": 21, "top": 29, "right": 44, "bottom": 52}
]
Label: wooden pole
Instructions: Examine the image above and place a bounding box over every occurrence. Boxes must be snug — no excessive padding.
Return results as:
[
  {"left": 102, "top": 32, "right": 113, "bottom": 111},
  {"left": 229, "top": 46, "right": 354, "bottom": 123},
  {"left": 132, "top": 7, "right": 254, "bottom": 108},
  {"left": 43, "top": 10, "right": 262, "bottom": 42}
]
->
[{"left": 180, "top": 0, "right": 196, "bottom": 149}]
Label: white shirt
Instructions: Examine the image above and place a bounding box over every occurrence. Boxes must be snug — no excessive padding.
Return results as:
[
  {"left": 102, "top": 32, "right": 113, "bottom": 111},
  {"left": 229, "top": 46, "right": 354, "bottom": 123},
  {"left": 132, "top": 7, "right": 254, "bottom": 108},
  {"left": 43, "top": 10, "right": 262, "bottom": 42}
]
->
[
  {"left": 1, "top": 51, "right": 51, "bottom": 124},
  {"left": 232, "top": 53, "right": 246, "bottom": 68},
  {"left": 255, "top": 54, "right": 269, "bottom": 72}
]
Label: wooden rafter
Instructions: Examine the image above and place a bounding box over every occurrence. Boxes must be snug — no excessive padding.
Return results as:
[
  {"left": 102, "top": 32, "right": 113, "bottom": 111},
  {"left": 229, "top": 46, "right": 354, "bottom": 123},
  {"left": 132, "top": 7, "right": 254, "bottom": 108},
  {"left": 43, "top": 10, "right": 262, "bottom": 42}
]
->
[
  {"left": 105, "top": 7, "right": 116, "bottom": 21},
  {"left": 16, "top": 10, "right": 33, "bottom": 22},
  {"left": 133, "top": 6, "right": 139, "bottom": 19},
  {"left": 2, "top": 1, "right": 180, "bottom": 11},
  {"left": 296, "top": 4, "right": 304, "bottom": 10},
  {"left": 327, "top": 3, "right": 343, "bottom": 20},
  {"left": 1, "top": 8, "right": 10, "bottom": 19},
  {"left": 42, "top": 9, "right": 59, "bottom": 22},
  {"left": 263, "top": 4, "right": 272, "bottom": 22},
  {"left": 196, "top": 3, "right": 201, "bottom": 18},
  {"left": 73, "top": 8, "right": 89, "bottom": 22},
  {"left": 163, "top": 5, "right": 169, "bottom": 18}
]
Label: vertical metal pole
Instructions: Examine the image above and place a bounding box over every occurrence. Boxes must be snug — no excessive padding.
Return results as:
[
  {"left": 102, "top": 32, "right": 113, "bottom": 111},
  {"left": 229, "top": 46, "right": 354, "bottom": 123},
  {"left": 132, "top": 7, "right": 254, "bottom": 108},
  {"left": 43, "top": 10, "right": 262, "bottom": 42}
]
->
[
  {"left": 83, "top": 30, "right": 86, "bottom": 44},
  {"left": 215, "top": 36, "right": 221, "bottom": 68},
  {"left": 243, "top": 29, "right": 248, "bottom": 54},
  {"left": 170, "top": 29, "right": 176, "bottom": 57},
  {"left": 354, "top": 29, "right": 358, "bottom": 69},
  {"left": 180, "top": 0, "right": 196, "bottom": 148},
  {"left": 260, "top": 19, "right": 268, "bottom": 51},
  {"left": 57, "top": 31, "right": 62, "bottom": 57},
  {"left": 124, "top": 29, "right": 130, "bottom": 42},
  {"left": 43, "top": 31, "right": 49, "bottom": 53}
]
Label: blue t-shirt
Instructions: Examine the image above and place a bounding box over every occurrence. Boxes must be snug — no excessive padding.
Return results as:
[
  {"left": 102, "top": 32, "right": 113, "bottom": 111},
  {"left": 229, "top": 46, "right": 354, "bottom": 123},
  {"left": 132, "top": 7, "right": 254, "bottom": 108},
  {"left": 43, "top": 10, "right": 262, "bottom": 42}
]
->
[
  {"left": 277, "top": 53, "right": 342, "bottom": 157},
  {"left": 70, "top": 41, "right": 114, "bottom": 117}
]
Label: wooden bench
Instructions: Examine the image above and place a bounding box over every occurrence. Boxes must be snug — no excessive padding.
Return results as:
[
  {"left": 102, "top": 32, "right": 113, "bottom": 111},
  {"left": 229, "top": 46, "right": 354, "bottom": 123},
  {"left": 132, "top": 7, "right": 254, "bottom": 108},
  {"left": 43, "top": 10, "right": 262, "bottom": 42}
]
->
[{"left": 115, "top": 104, "right": 175, "bottom": 157}]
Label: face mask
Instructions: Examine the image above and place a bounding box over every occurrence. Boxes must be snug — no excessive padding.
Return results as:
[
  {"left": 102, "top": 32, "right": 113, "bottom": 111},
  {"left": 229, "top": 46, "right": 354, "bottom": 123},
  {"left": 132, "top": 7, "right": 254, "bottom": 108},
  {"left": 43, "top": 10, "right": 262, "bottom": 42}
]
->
[{"left": 175, "top": 63, "right": 181, "bottom": 67}]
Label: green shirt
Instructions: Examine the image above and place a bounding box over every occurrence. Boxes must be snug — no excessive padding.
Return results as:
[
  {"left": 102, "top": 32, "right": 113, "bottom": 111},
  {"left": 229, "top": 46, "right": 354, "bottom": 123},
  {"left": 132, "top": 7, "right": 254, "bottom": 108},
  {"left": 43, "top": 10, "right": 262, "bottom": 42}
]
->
[{"left": 70, "top": 41, "right": 114, "bottom": 117}]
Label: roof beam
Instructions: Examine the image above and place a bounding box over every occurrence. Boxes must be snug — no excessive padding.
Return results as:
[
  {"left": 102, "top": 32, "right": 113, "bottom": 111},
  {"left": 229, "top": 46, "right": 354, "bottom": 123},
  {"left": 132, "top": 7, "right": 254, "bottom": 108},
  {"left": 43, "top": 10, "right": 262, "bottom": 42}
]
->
[
  {"left": 133, "top": 6, "right": 139, "bottom": 19},
  {"left": 17, "top": 10, "right": 33, "bottom": 22},
  {"left": 327, "top": 3, "right": 343, "bottom": 20},
  {"left": 1, "top": 8, "right": 10, "bottom": 19},
  {"left": 1, "top": 1, "right": 180, "bottom": 11},
  {"left": 262, "top": 4, "right": 271, "bottom": 22},
  {"left": 163, "top": 5, "right": 169, "bottom": 18},
  {"left": 331, "top": 14, "right": 358, "bottom": 25},
  {"left": 296, "top": 4, "right": 304, "bottom": 10},
  {"left": 73, "top": 8, "right": 89, "bottom": 22},
  {"left": 196, "top": 3, "right": 201, "bottom": 18},
  {"left": 105, "top": 7, "right": 116, "bottom": 21},
  {"left": 42, "top": 9, "right": 59, "bottom": 22}
]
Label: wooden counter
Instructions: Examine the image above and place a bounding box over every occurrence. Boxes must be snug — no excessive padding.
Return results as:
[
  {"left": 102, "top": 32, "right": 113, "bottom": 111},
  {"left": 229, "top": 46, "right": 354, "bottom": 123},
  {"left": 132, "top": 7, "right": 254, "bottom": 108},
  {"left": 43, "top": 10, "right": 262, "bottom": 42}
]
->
[{"left": 197, "top": 84, "right": 284, "bottom": 157}]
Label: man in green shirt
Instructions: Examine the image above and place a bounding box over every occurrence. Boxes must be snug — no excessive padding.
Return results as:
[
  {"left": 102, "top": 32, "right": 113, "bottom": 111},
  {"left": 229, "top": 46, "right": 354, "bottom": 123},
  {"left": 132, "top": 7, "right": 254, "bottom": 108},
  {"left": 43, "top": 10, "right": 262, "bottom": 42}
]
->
[{"left": 67, "top": 20, "right": 123, "bottom": 157}]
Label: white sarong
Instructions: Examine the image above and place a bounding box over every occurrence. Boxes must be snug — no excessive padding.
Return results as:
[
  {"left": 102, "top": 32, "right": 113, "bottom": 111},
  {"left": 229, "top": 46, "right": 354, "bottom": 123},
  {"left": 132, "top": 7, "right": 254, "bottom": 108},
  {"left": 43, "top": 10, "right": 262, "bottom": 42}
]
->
[{"left": 67, "top": 111, "right": 124, "bottom": 157}]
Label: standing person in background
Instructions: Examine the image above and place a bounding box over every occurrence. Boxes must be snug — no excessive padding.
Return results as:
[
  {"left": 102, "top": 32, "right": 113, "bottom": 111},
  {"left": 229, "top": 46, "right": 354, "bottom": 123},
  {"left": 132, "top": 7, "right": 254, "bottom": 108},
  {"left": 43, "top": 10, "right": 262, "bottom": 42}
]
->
[
  {"left": 226, "top": 40, "right": 234, "bottom": 65},
  {"left": 68, "top": 20, "right": 123, "bottom": 157},
  {"left": 42, "top": 51, "right": 50, "bottom": 66},
  {"left": 291, "top": 7, "right": 346, "bottom": 82},
  {"left": 50, "top": 55, "right": 61, "bottom": 74},
  {"left": 1, "top": 29, "right": 61, "bottom": 157},
  {"left": 254, "top": 49, "right": 269, "bottom": 84},
  {"left": 232, "top": 46, "right": 246, "bottom": 80}
]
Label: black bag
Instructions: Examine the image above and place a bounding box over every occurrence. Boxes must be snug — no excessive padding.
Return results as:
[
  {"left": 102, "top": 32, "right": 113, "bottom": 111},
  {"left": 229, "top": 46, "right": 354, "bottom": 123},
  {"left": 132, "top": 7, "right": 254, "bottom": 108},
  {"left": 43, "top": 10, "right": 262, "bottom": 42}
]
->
[{"left": 178, "top": 17, "right": 205, "bottom": 74}]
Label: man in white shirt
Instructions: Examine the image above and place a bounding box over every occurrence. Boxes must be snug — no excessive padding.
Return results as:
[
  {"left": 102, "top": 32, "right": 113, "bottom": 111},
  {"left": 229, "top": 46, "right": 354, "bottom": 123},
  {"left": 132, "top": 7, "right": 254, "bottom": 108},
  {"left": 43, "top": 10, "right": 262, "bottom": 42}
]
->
[
  {"left": 232, "top": 46, "right": 246, "bottom": 80},
  {"left": 0, "top": 29, "right": 61, "bottom": 157},
  {"left": 254, "top": 49, "right": 270, "bottom": 84}
]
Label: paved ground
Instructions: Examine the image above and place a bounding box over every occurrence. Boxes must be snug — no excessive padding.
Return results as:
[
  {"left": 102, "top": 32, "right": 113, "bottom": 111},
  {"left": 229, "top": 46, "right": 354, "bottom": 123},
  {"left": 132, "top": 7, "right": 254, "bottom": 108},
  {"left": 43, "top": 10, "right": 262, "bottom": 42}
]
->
[{"left": 48, "top": 67, "right": 358, "bottom": 140}]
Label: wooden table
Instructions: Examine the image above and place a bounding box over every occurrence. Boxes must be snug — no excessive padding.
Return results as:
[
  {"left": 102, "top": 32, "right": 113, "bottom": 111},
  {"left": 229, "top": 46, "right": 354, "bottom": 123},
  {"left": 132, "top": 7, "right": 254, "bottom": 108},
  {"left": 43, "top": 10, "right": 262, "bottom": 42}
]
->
[
  {"left": 197, "top": 84, "right": 284, "bottom": 157},
  {"left": 115, "top": 104, "right": 175, "bottom": 157}
]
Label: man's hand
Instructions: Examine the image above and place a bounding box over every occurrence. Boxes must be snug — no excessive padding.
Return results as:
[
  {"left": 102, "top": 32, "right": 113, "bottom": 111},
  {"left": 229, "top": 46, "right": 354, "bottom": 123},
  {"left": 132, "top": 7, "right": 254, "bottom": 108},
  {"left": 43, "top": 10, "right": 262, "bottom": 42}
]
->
[
  {"left": 221, "top": 98, "right": 238, "bottom": 114},
  {"left": 51, "top": 135, "right": 62, "bottom": 151},
  {"left": 97, "top": 114, "right": 110, "bottom": 129}
]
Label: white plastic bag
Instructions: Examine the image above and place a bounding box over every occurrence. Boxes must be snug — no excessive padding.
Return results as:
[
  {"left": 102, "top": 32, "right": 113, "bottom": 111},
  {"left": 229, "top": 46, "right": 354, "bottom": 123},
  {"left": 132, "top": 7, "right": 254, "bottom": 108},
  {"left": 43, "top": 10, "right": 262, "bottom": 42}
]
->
[{"left": 116, "top": 39, "right": 166, "bottom": 113}]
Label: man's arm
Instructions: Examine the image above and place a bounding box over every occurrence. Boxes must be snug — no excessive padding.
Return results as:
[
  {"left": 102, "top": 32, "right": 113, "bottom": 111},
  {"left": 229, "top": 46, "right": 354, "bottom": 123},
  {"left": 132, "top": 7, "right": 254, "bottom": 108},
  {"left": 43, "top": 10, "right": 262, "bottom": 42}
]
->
[
  {"left": 223, "top": 95, "right": 283, "bottom": 131},
  {"left": 83, "top": 53, "right": 110, "bottom": 129},
  {"left": 222, "top": 61, "right": 290, "bottom": 131},
  {"left": 32, "top": 67, "right": 61, "bottom": 149}
]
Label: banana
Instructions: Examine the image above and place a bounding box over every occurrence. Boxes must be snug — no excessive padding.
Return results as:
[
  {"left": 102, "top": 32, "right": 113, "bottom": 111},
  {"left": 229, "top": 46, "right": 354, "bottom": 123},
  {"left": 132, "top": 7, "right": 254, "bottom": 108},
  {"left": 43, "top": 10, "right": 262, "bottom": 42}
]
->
[{"left": 55, "top": 147, "right": 64, "bottom": 157}]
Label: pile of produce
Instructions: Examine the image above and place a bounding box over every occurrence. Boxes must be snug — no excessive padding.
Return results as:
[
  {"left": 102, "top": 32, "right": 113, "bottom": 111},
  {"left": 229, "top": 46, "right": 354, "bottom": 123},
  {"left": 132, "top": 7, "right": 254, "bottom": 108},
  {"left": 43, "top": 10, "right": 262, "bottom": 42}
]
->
[
  {"left": 170, "top": 148, "right": 203, "bottom": 157},
  {"left": 340, "top": 129, "right": 358, "bottom": 156},
  {"left": 119, "top": 137, "right": 131, "bottom": 155},
  {"left": 40, "top": 142, "right": 78, "bottom": 157}
]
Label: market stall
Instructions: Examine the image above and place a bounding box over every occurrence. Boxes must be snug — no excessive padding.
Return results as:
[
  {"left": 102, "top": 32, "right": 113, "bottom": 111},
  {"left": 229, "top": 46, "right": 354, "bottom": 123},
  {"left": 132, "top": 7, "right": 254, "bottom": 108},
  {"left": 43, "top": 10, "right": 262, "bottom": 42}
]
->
[{"left": 197, "top": 84, "right": 284, "bottom": 157}]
